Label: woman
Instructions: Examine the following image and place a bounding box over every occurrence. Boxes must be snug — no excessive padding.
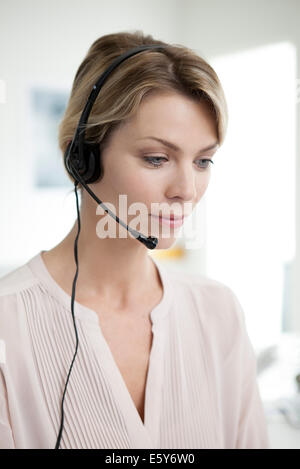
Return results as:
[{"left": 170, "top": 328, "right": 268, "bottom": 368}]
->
[{"left": 0, "top": 31, "right": 270, "bottom": 449}]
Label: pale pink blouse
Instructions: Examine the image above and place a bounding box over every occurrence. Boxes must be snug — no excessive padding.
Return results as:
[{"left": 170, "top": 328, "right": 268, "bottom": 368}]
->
[{"left": 0, "top": 251, "right": 270, "bottom": 449}]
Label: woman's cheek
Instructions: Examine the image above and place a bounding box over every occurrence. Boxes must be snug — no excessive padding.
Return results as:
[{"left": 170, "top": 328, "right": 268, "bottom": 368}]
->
[{"left": 126, "top": 174, "right": 154, "bottom": 199}]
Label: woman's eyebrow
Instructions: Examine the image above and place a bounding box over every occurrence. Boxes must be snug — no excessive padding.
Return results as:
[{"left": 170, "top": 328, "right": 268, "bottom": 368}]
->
[{"left": 136, "top": 136, "right": 219, "bottom": 153}]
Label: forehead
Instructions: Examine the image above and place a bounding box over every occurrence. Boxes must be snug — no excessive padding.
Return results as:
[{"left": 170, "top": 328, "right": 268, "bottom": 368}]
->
[{"left": 122, "top": 90, "right": 217, "bottom": 143}]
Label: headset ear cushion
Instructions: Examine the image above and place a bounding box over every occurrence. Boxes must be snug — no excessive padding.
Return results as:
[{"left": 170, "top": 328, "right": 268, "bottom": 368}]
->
[
  {"left": 81, "top": 142, "right": 101, "bottom": 183},
  {"left": 64, "top": 141, "right": 82, "bottom": 179},
  {"left": 64, "top": 141, "right": 87, "bottom": 178}
]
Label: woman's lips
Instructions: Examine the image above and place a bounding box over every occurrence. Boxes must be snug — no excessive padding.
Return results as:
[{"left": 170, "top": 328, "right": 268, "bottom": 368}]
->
[{"left": 150, "top": 214, "right": 185, "bottom": 228}]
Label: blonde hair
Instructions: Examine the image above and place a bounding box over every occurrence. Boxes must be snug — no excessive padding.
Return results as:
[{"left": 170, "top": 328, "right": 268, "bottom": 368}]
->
[{"left": 58, "top": 30, "right": 228, "bottom": 188}]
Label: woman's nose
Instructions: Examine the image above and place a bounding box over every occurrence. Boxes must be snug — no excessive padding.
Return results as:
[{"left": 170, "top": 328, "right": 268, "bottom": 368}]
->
[{"left": 166, "top": 163, "right": 198, "bottom": 202}]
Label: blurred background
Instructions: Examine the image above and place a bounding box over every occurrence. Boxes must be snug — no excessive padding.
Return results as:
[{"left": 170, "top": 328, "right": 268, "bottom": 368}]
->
[{"left": 1, "top": 0, "right": 300, "bottom": 449}]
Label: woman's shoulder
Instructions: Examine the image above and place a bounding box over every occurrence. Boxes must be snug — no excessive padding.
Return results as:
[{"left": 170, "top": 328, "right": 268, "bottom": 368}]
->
[
  {"left": 0, "top": 259, "right": 38, "bottom": 298},
  {"left": 163, "top": 267, "right": 246, "bottom": 346},
  {"left": 162, "top": 266, "right": 238, "bottom": 304},
  {"left": 0, "top": 255, "right": 40, "bottom": 325}
]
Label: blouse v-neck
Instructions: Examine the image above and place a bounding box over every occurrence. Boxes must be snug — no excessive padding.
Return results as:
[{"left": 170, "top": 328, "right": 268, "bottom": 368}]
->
[{"left": 27, "top": 250, "right": 174, "bottom": 448}]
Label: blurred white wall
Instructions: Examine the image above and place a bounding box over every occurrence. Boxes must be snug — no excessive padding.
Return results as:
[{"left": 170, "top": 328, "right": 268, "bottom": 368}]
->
[{"left": 0, "top": 0, "right": 300, "bottom": 340}]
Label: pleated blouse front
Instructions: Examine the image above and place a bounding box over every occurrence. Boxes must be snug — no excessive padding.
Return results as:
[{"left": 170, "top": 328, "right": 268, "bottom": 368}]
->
[{"left": 0, "top": 251, "right": 270, "bottom": 449}]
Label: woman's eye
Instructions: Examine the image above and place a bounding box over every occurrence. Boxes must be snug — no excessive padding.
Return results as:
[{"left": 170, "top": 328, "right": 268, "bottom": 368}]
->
[
  {"left": 196, "top": 159, "right": 214, "bottom": 170},
  {"left": 142, "top": 156, "right": 214, "bottom": 170},
  {"left": 143, "top": 156, "right": 168, "bottom": 167}
]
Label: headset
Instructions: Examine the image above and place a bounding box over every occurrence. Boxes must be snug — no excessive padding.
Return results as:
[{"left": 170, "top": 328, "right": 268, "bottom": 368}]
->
[{"left": 55, "top": 44, "right": 166, "bottom": 449}]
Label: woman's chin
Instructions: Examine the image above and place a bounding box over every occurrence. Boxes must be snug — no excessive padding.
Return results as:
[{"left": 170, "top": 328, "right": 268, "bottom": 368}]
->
[{"left": 153, "top": 235, "right": 178, "bottom": 250}]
